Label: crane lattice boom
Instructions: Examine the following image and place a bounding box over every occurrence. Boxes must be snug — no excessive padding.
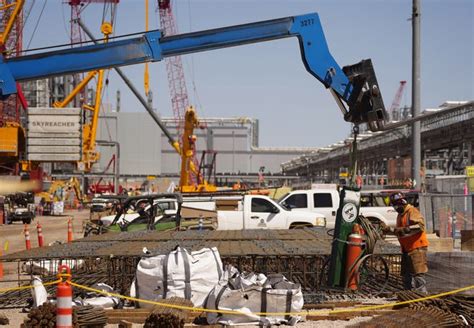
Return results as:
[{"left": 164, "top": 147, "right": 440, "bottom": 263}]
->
[
  {"left": 158, "top": 0, "right": 190, "bottom": 142},
  {"left": 389, "top": 80, "right": 407, "bottom": 121}
]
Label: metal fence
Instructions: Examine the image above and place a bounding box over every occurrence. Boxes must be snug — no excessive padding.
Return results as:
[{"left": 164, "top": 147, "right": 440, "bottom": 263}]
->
[{"left": 420, "top": 194, "right": 473, "bottom": 238}]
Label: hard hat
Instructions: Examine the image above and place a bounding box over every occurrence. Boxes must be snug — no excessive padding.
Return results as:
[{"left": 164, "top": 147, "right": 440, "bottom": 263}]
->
[{"left": 389, "top": 192, "right": 407, "bottom": 206}]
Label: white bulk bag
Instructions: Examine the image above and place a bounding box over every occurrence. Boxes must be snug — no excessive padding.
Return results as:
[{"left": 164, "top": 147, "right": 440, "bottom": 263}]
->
[
  {"left": 132, "top": 246, "right": 223, "bottom": 308},
  {"left": 31, "top": 276, "right": 48, "bottom": 308},
  {"left": 74, "top": 283, "right": 119, "bottom": 309},
  {"left": 206, "top": 272, "right": 303, "bottom": 326}
]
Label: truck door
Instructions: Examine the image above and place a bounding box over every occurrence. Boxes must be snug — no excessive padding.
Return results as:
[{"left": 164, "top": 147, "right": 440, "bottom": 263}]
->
[
  {"left": 281, "top": 193, "right": 309, "bottom": 211},
  {"left": 246, "top": 197, "right": 283, "bottom": 229},
  {"left": 312, "top": 192, "right": 337, "bottom": 228}
]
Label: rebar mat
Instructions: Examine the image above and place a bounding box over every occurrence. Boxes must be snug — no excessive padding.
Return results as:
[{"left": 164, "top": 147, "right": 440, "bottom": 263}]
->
[{"left": 0, "top": 228, "right": 400, "bottom": 260}]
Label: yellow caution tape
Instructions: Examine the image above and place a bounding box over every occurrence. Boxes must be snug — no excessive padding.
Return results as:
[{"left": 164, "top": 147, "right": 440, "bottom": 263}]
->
[
  {"left": 69, "top": 281, "right": 243, "bottom": 315},
  {"left": 69, "top": 281, "right": 474, "bottom": 316},
  {"left": 0, "top": 279, "right": 61, "bottom": 294},
  {"left": 1, "top": 276, "right": 472, "bottom": 316}
]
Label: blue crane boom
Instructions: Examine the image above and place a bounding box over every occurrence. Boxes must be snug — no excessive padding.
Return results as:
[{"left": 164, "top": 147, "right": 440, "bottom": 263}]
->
[{"left": 0, "top": 13, "right": 386, "bottom": 130}]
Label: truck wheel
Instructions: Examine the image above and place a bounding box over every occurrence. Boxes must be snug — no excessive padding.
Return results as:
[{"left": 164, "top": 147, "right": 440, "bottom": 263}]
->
[
  {"left": 289, "top": 223, "right": 312, "bottom": 229},
  {"left": 84, "top": 226, "right": 101, "bottom": 237}
]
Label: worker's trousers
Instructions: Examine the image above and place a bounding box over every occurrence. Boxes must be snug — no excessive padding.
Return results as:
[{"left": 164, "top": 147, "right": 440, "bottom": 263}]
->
[{"left": 401, "top": 247, "right": 428, "bottom": 294}]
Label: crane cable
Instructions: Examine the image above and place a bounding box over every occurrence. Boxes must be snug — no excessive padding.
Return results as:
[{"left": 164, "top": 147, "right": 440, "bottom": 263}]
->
[
  {"left": 144, "top": 0, "right": 150, "bottom": 96},
  {"left": 99, "top": 3, "right": 119, "bottom": 143},
  {"left": 25, "top": 0, "right": 47, "bottom": 50},
  {"left": 349, "top": 124, "right": 360, "bottom": 189}
]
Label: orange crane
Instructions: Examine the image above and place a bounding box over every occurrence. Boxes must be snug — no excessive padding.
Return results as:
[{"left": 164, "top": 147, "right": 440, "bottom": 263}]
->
[
  {"left": 156, "top": 0, "right": 215, "bottom": 192},
  {"left": 179, "top": 107, "right": 216, "bottom": 192}
]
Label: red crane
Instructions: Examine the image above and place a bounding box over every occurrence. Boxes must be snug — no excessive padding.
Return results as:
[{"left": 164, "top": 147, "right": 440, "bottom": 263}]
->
[
  {"left": 389, "top": 80, "right": 407, "bottom": 121},
  {"left": 157, "top": 0, "right": 189, "bottom": 141}
]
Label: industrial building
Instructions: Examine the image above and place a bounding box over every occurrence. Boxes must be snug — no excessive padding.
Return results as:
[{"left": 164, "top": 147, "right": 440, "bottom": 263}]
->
[
  {"left": 96, "top": 111, "right": 317, "bottom": 186},
  {"left": 282, "top": 101, "right": 474, "bottom": 190}
]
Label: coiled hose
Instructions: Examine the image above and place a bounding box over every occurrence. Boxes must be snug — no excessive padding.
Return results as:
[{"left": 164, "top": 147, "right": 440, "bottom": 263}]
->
[{"left": 358, "top": 215, "right": 385, "bottom": 254}]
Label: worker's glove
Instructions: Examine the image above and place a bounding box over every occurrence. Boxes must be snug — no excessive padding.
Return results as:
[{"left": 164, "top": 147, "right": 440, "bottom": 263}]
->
[
  {"left": 394, "top": 227, "right": 410, "bottom": 236},
  {"left": 382, "top": 226, "right": 394, "bottom": 234}
]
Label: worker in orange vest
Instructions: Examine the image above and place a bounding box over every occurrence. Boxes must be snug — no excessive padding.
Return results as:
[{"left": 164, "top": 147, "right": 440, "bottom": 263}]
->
[{"left": 384, "top": 192, "right": 429, "bottom": 294}]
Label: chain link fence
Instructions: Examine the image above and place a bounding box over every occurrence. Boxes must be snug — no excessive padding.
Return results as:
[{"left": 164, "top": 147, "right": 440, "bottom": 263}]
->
[{"left": 420, "top": 194, "right": 473, "bottom": 238}]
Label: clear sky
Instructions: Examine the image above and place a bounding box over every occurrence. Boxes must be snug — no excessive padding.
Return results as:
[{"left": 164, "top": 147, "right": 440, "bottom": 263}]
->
[{"left": 22, "top": 0, "right": 473, "bottom": 147}]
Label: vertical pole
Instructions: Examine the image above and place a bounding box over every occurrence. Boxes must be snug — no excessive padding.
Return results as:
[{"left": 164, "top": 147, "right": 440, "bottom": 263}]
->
[
  {"left": 411, "top": 0, "right": 421, "bottom": 190},
  {"left": 114, "top": 142, "right": 120, "bottom": 194},
  {"left": 116, "top": 90, "right": 121, "bottom": 112},
  {"left": 232, "top": 131, "right": 235, "bottom": 174},
  {"left": 0, "top": 248, "right": 3, "bottom": 280}
]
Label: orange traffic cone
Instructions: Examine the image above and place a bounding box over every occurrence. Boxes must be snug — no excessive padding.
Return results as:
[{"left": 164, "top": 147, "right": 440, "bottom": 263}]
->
[
  {"left": 24, "top": 224, "right": 31, "bottom": 250},
  {"left": 67, "top": 218, "right": 73, "bottom": 243},
  {"left": 56, "top": 265, "right": 73, "bottom": 327},
  {"left": 37, "top": 221, "right": 44, "bottom": 247}
]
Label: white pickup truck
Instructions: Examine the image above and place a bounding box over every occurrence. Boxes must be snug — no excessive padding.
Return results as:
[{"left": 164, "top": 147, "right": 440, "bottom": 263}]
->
[
  {"left": 278, "top": 188, "right": 398, "bottom": 228},
  {"left": 215, "top": 194, "right": 326, "bottom": 230}
]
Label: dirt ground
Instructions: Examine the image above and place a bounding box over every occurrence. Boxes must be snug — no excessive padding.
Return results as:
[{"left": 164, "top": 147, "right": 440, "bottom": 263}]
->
[
  {"left": 0, "top": 209, "right": 375, "bottom": 327},
  {"left": 0, "top": 209, "right": 90, "bottom": 275},
  {"left": 0, "top": 307, "right": 374, "bottom": 328}
]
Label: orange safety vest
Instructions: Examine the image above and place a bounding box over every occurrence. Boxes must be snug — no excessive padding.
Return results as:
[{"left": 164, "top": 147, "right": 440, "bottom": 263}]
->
[{"left": 396, "top": 205, "right": 429, "bottom": 253}]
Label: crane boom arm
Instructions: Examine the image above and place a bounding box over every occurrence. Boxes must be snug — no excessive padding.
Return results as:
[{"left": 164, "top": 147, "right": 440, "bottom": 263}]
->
[{"left": 1, "top": 13, "right": 386, "bottom": 130}]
